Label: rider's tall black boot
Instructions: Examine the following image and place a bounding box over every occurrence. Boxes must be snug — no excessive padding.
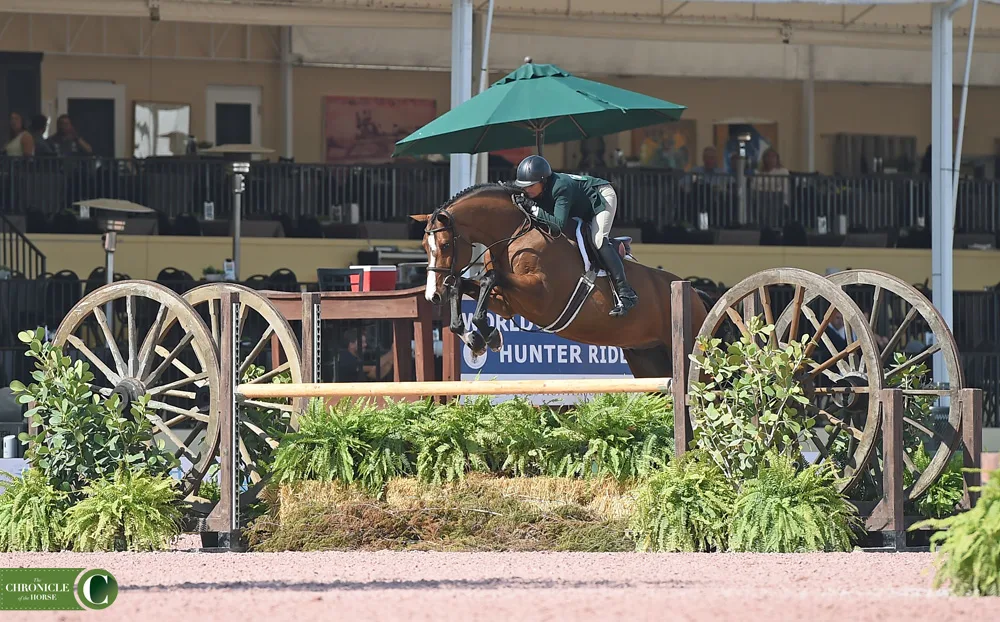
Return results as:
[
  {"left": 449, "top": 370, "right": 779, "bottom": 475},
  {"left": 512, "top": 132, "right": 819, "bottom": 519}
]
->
[{"left": 597, "top": 240, "right": 638, "bottom": 317}]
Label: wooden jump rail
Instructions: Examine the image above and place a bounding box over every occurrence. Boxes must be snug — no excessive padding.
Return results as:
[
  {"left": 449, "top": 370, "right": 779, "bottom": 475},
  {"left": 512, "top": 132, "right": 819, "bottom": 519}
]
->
[{"left": 237, "top": 378, "right": 672, "bottom": 399}]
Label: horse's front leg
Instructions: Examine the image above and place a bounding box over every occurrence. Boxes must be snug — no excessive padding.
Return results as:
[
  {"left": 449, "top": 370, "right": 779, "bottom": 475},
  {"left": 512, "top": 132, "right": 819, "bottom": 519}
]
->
[
  {"left": 448, "top": 279, "right": 488, "bottom": 355},
  {"left": 471, "top": 271, "right": 503, "bottom": 353}
]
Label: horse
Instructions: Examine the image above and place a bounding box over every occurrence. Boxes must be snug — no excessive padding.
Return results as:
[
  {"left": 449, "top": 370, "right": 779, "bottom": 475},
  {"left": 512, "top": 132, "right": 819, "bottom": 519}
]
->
[{"left": 411, "top": 182, "right": 712, "bottom": 379}]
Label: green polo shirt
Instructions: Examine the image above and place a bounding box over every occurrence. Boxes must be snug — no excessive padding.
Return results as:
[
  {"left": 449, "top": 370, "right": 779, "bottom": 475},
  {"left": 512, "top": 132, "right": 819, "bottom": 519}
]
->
[{"left": 530, "top": 172, "right": 610, "bottom": 231}]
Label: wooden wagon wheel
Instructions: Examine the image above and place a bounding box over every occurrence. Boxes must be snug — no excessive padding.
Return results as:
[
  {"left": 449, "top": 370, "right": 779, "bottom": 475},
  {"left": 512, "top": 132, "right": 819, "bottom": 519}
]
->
[
  {"left": 52, "top": 281, "right": 220, "bottom": 496},
  {"left": 817, "top": 269, "right": 964, "bottom": 500},
  {"left": 182, "top": 283, "right": 304, "bottom": 497},
  {"left": 688, "top": 267, "right": 884, "bottom": 492}
]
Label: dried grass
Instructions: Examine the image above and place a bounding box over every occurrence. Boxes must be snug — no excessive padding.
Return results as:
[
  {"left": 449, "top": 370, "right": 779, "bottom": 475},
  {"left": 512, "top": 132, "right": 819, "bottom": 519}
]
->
[{"left": 246, "top": 474, "right": 637, "bottom": 552}]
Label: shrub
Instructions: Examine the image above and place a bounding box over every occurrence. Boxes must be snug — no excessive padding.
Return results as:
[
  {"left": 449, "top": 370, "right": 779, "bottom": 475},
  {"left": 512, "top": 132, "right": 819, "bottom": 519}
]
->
[
  {"left": 728, "top": 452, "right": 860, "bottom": 552},
  {"left": 63, "top": 468, "right": 182, "bottom": 552},
  {"left": 12, "top": 328, "right": 178, "bottom": 497},
  {"left": 687, "top": 317, "right": 814, "bottom": 481},
  {"left": 0, "top": 468, "right": 68, "bottom": 552},
  {"left": 905, "top": 443, "right": 965, "bottom": 519},
  {"left": 913, "top": 471, "right": 1000, "bottom": 596},
  {"left": 629, "top": 450, "right": 734, "bottom": 552}
]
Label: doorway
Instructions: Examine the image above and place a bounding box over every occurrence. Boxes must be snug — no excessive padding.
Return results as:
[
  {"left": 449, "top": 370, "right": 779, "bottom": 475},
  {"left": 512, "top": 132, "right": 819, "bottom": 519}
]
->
[
  {"left": 56, "top": 80, "right": 126, "bottom": 158},
  {"left": 206, "top": 85, "right": 261, "bottom": 148}
]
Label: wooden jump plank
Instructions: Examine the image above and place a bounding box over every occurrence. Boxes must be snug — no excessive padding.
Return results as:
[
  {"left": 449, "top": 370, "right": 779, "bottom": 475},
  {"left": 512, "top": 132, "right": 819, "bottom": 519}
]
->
[{"left": 237, "top": 377, "right": 672, "bottom": 399}]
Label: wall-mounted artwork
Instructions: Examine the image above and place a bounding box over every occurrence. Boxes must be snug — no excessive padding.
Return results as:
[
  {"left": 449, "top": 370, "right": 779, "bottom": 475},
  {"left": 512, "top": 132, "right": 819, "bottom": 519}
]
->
[
  {"left": 712, "top": 119, "right": 779, "bottom": 174},
  {"left": 133, "top": 101, "right": 192, "bottom": 158},
  {"left": 323, "top": 96, "right": 437, "bottom": 164},
  {"left": 630, "top": 119, "right": 696, "bottom": 170}
]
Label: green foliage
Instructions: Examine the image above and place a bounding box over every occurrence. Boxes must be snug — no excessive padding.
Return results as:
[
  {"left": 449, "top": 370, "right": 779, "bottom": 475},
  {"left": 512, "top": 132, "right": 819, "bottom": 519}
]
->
[
  {"left": 913, "top": 471, "right": 1000, "bottom": 596},
  {"left": 628, "top": 450, "right": 734, "bottom": 552},
  {"left": 729, "top": 452, "right": 860, "bottom": 552},
  {"left": 270, "top": 398, "right": 376, "bottom": 486},
  {"left": 410, "top": 397, "right": 489, "bottom": 484},
  {"left": 11, "top": 328, "right": 179, "bottom": 498},
  {"left": 688, "top": 316, "right": 814, "bottom": 481},
  {"left": 472, "top": 396, "right": 553, "bottom": 477},
  {"left": 63, "top": 468, "right": 183, "bottom": 552},
  {"left": 547, "top": 392, "right": 674, "bottom": 482},
  {"left": 904, "top": 443, "right": 965, "bottom": 519},
  {"left": 0, "top": 468, "right": 68, "bottom": 552}
]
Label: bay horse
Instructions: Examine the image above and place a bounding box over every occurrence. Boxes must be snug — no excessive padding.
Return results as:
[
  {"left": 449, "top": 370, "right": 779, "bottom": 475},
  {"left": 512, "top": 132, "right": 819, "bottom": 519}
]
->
[{"left": 411, "top": 182, "right": 711, "bottom": 378}]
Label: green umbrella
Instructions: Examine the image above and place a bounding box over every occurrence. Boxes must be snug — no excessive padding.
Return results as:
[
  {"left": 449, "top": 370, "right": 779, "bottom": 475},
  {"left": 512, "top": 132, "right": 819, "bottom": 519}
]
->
[{"left": 392, "top": 61, "right": 686, "bottom": 157}]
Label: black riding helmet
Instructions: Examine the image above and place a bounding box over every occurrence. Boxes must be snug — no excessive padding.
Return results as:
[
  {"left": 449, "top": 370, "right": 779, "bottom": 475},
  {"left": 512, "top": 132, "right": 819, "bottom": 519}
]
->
[{"left": 514, "top": 155, "right": 552, "bottom": 188}]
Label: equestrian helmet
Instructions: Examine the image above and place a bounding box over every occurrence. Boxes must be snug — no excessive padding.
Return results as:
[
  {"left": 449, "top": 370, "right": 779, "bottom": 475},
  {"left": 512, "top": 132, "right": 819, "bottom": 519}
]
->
[{"left": 513, "top": 155, "right": 552, "bottom": 187}]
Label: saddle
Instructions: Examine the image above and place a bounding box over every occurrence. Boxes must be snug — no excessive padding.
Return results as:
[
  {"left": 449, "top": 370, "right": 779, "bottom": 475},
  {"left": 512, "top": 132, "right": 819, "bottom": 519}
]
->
[{"left": 573, "top": 218, "right": 634, "bottom": 277}]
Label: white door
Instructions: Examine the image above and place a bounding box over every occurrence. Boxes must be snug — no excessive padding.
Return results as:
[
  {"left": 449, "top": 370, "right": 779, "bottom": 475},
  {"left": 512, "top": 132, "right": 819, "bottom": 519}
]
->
[
  {"left": 56, "top": 80, "right": 127, "bottom": 158},
  {"left": 206, "top": 85, "right": 262, "bottom": 149}
]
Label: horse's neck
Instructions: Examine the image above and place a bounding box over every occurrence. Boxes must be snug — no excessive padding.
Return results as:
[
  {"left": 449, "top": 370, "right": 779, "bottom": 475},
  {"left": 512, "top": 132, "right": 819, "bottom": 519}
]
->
[{"left": 457, "top": 202, "right": 524, "bottom": 248}]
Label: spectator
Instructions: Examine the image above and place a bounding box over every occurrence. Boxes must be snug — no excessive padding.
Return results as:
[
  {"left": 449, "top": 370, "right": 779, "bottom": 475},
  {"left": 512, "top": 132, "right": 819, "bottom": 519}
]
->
[
  {"left": 47, "top": 114, "right": 92, "bottom": 157},
  {"left": 5, "top": 112, "right": 34, "bottom": 156},
  {"left": 692, "top": 146, "right": 723, "bottom": 174},
  {"left": 751, "top": 148, "right": 791, "bottom": 204},
  {"left": 29, "top": 115, "right": 54, "bottom": 156},
  {"left": 335, "top": 328, "right": 394, "bottom": 382}
]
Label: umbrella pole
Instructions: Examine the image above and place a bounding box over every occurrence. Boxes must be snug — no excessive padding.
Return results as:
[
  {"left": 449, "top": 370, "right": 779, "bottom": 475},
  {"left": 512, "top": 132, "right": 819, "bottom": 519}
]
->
[{"left": 536, "top": 129, "right": 543, "bottom": 156}]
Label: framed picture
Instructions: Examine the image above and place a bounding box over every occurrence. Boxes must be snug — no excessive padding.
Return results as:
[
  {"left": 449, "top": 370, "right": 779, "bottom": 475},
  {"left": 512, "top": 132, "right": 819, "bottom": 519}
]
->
[
  {"left": 322, "top": 96, "right": 437, "bottom": 164},
  {"left": 133, "top": 101, "right": 192, "bottom": 158},
  {"left": 630, "top": 119, "right": 696, "bottom": 170}
]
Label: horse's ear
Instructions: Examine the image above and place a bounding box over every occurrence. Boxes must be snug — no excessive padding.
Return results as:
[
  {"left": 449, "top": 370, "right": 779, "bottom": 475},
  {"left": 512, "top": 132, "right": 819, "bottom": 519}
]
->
[
  {"left": 436, "top": 211, "right": 451, "bottom": 224},
  {"left": 410, "top": 214, "right": 430, "bottom": 223}
]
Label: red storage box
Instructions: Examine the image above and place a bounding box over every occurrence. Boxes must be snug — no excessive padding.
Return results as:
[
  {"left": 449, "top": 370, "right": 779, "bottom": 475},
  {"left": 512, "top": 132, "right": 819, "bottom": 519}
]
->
[{"left": 349, "top": 265, "right": 398, "bottom": 292}]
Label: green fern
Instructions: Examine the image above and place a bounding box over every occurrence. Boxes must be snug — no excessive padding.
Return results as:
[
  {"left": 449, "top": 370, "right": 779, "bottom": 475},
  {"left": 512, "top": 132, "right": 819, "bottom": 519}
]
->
[
  {"left": 548, "top": 393, "right": 673, "bottom": 482},
  {"left": 913, "top": 471, "right": 1000, "bottom": 596},
  {"left": 729, "top": 451, "right": 860, "bottom": 552},
  {"left": 410, "top": 398, "right": 490, "bottom": 484},
  {"left": 629, "top": 451, "right": 734, "bottom": 552},
  {"left": 63, "top": 468, "right": 182, "bottom": 552},
  {"left": 0, "top": 468, "right": 69, "bottom": 551},
  {"left": 355, "top": 398, "right": 423, "bottom": 495},
  {"left": 269, "top": 398, "right": 372, "bottom": 485},
  {"left": 473, "top": 396, "right": 554, "bottom": 477}
]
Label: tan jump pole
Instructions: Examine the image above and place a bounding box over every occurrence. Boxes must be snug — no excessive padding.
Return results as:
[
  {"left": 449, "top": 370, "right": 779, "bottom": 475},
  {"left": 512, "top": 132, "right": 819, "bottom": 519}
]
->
[{"left": 237, "top": 377, "right": 672, "bottom": 400}]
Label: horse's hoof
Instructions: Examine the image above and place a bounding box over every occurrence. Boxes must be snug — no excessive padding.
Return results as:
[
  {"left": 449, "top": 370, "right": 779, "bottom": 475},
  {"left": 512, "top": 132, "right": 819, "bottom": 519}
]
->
[
  {"left": 466, "top": 331, "right": 487, "bottom": 356},
  {"left": 486, "top": 328, "right": 503, "bottom": 352}
]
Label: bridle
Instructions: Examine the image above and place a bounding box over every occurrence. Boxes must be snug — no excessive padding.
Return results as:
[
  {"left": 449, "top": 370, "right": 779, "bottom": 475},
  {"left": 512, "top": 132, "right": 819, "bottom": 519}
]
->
[{"left": 423, "top": 193, "right": 536, "bottom": 290}]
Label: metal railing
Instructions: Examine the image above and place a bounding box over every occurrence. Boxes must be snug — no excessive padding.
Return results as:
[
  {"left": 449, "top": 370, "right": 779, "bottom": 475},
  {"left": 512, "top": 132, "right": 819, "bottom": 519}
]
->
[
  {"left": 0, "top": 212, "right": 45, "bottom": 278},
  {"left": 1, "top": 156, "right": 998, "bottom": 237}
]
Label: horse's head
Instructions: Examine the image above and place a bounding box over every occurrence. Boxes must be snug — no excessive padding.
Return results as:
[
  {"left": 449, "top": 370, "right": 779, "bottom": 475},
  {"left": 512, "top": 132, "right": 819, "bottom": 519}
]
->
[
  {"left": 411, "top": 208, "right": 468, "bottom": 304},
  {"left": 411, "top": 183, "right": 529, "bottom": 304}
]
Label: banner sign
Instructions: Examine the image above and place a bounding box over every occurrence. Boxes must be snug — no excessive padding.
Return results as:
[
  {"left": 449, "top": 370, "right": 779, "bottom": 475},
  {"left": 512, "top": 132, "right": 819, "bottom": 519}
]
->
[{"left": 458, "top": 300, "right": 632, "bottom": 404}]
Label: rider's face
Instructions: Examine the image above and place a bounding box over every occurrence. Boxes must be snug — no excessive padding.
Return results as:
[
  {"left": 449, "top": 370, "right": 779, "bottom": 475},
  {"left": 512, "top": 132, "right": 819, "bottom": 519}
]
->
[{"left": 524, "top": 182, "right": 543, "bottom": 198}]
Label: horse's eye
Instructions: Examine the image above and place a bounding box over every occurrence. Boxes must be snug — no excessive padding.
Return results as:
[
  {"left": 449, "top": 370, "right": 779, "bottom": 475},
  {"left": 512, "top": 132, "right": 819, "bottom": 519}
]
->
[{"left": 441, "top": 242, "right": 451, "bottom": 250}]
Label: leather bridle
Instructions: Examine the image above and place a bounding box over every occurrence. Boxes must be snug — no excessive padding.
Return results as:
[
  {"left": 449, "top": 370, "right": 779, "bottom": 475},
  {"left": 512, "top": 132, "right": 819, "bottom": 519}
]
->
[{"left": 423, "top": 196, "right": 536, "bottom": 290}]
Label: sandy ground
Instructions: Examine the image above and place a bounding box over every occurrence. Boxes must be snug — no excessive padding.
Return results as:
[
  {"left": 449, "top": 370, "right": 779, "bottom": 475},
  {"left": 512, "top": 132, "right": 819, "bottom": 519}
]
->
[{"left": 5, "top": 545, "right": 1000, "bottom": 622}]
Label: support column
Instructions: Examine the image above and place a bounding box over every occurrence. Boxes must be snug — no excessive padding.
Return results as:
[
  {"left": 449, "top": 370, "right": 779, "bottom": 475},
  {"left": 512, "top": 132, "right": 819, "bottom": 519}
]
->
[
  {"left": 281, "top": 26, "right": 293, "bottom": 159},
  {"left": 802, "top": 45, "right": 815, "bottom": 172},
  {"left": 450, "top": 0, "right": 474, "bottom": 196},
  {"left": 931, "top": 5, "right": 954, "bottom": 387}
]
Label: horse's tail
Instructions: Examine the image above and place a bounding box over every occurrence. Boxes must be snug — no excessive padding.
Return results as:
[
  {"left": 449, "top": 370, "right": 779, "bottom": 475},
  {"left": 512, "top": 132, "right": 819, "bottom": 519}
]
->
[{"left": 692, "top": 286, "right": 739, "bottom": 347}]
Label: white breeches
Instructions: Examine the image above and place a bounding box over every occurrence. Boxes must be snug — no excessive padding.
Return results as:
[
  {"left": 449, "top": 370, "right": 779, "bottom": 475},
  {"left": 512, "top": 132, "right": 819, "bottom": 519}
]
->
[{"left": 592, "top": 185, "right": 617, "bottom": 248}]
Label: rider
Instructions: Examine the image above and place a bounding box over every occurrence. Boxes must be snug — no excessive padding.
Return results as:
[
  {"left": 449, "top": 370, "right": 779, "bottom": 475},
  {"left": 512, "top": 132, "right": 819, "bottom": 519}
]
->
[{"left": 512, "top": 155, "right": 638, "bottom": 317}]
